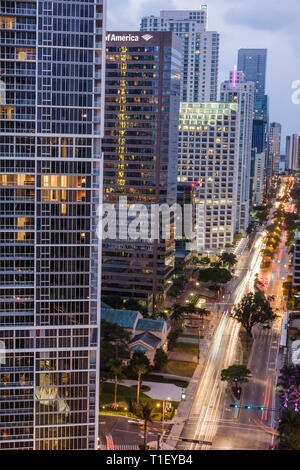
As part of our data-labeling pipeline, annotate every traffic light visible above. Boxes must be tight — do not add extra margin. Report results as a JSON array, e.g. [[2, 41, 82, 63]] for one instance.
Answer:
[[245, 405, 252, 409]]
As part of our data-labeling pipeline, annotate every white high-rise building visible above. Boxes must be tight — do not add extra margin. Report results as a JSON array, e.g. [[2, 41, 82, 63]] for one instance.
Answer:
[[253, 152, 266, 205], [178, 102, 240, 253], [140, 8, 220, 102], [270, 122, 282, 175], [220, 70, 254, 233]]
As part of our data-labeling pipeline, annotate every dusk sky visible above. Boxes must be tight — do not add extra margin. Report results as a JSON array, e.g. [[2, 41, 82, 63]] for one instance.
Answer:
[[108, 0, 300, 151]]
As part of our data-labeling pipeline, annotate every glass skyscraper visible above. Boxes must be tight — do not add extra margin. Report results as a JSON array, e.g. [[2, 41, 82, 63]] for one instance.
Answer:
[[102, 31, 181, 313], [0, 0, 106, 450], [237, 48, 267, 120]]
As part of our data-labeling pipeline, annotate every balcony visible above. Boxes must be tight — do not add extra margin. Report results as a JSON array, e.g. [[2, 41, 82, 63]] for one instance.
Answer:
[[2, 69, 35, 76], [0, 53, 36, 61], [0, 8, 36, 16], [0, 38, 36, 46]]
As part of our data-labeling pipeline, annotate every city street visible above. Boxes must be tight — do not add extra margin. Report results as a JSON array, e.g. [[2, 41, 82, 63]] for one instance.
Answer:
[[167, 204, 290, 450], [99, 415, 172, 449]]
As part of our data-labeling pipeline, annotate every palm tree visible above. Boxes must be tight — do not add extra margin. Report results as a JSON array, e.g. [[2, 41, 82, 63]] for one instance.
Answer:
[[170, 303, 185, 328], [108, 359, 124, 409], [135, 402, 155, 450], [278, 409, 300, 450], [218, 252, 238, 270], [135, 363, 148, 405]]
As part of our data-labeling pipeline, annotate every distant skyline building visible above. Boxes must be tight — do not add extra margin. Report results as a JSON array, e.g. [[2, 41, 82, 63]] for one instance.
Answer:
[[269, 122, 282, 175], [220, 69, 254, 233], [286, 134, 300, 171], [140, 8, 220, 102], [237, 49, 267, 120], [253, 152, 266, 205], [293, 232, 300, 289], [178, 102, 239, 253], [0, 0, 106, 450], [237, 49, 270, 182], [102, 31, 182, 312]]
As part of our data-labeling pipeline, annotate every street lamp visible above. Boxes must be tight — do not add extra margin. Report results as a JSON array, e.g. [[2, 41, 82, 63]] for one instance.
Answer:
[[156, 397, 171, 450]]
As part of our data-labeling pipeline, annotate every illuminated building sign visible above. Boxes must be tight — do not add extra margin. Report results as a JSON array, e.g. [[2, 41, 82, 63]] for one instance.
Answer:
[[106, 33, 153, 42]]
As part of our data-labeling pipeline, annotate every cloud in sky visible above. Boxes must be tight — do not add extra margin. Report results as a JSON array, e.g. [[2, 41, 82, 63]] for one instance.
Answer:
[[107, 0, 300, 146]]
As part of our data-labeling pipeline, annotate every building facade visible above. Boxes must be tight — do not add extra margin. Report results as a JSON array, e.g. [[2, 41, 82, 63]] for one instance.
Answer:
[[286, 134, 299, 171], [293, 232, 300, 290], [253, 152, 266, 205], [140, 8, 219, 102], [269, 122, 282, 175], [220, 70, 254, 233], [0, 0, 106, 450], [102, 31, 182, 312], [237, 49, 267, 120], [178, 102, 239, 253]]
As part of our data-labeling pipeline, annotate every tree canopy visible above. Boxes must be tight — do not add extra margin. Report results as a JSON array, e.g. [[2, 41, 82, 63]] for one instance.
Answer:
[[101, 319, 131, 365], [230, 292, 277, 337], [218, 252, 238, 269], [221, 365, 252, 388], [198, 267, 232, 285]]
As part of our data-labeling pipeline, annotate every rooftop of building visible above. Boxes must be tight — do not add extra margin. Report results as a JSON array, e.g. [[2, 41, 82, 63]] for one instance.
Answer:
[[101, 305, 140, 329], [130, 331, 161, 350]]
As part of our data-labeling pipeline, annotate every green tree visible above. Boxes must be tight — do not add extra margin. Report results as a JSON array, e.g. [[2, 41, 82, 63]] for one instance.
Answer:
[[154, 348, 168, 371], [108, 358, 125, 409], [129, 351, 150, 405], [278, 409, 300, 450], [167, 328, 183, 350], [134, 402, 156, 450], [230, 292, 277, 338], [170, 303, 186, 328], [221, 365, 252, 398], [254, 274, 265, 293], [218, 252, 238, 270], [198, 267, 232, 286], [101, 320, 131, 365]]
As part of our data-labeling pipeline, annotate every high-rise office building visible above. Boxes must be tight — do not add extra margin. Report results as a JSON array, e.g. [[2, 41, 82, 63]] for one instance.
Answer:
[[220, 70, 254, 233], [269, 122, 282, 175], [237, 49, 270, 181], [286, 134, 299, 171], [253, 152, 266, 205], [140, 8, 220, 102], [237, 49, 267, 120], [102, 31, 182, 312], [178, 102, 239, 253], [0, 0, 106, 450]]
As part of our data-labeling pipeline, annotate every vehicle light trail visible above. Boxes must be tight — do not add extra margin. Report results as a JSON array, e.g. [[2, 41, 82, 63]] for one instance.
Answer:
[[174, 231, 266, 450]]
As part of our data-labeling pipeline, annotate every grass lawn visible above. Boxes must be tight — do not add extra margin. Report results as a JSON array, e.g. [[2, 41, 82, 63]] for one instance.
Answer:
[[100, 382, 153, 407], [170, 342, 198, 356], [162, 360, 197, 378], [143, 374, 189, 389], [100, 383, 178, 421]]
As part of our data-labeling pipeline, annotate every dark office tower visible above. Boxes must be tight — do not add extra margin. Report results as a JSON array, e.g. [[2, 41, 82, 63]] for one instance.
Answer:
[[102, 32, 182, 312], [0, 1, 106, 450], [237, 49, 267, 120]]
